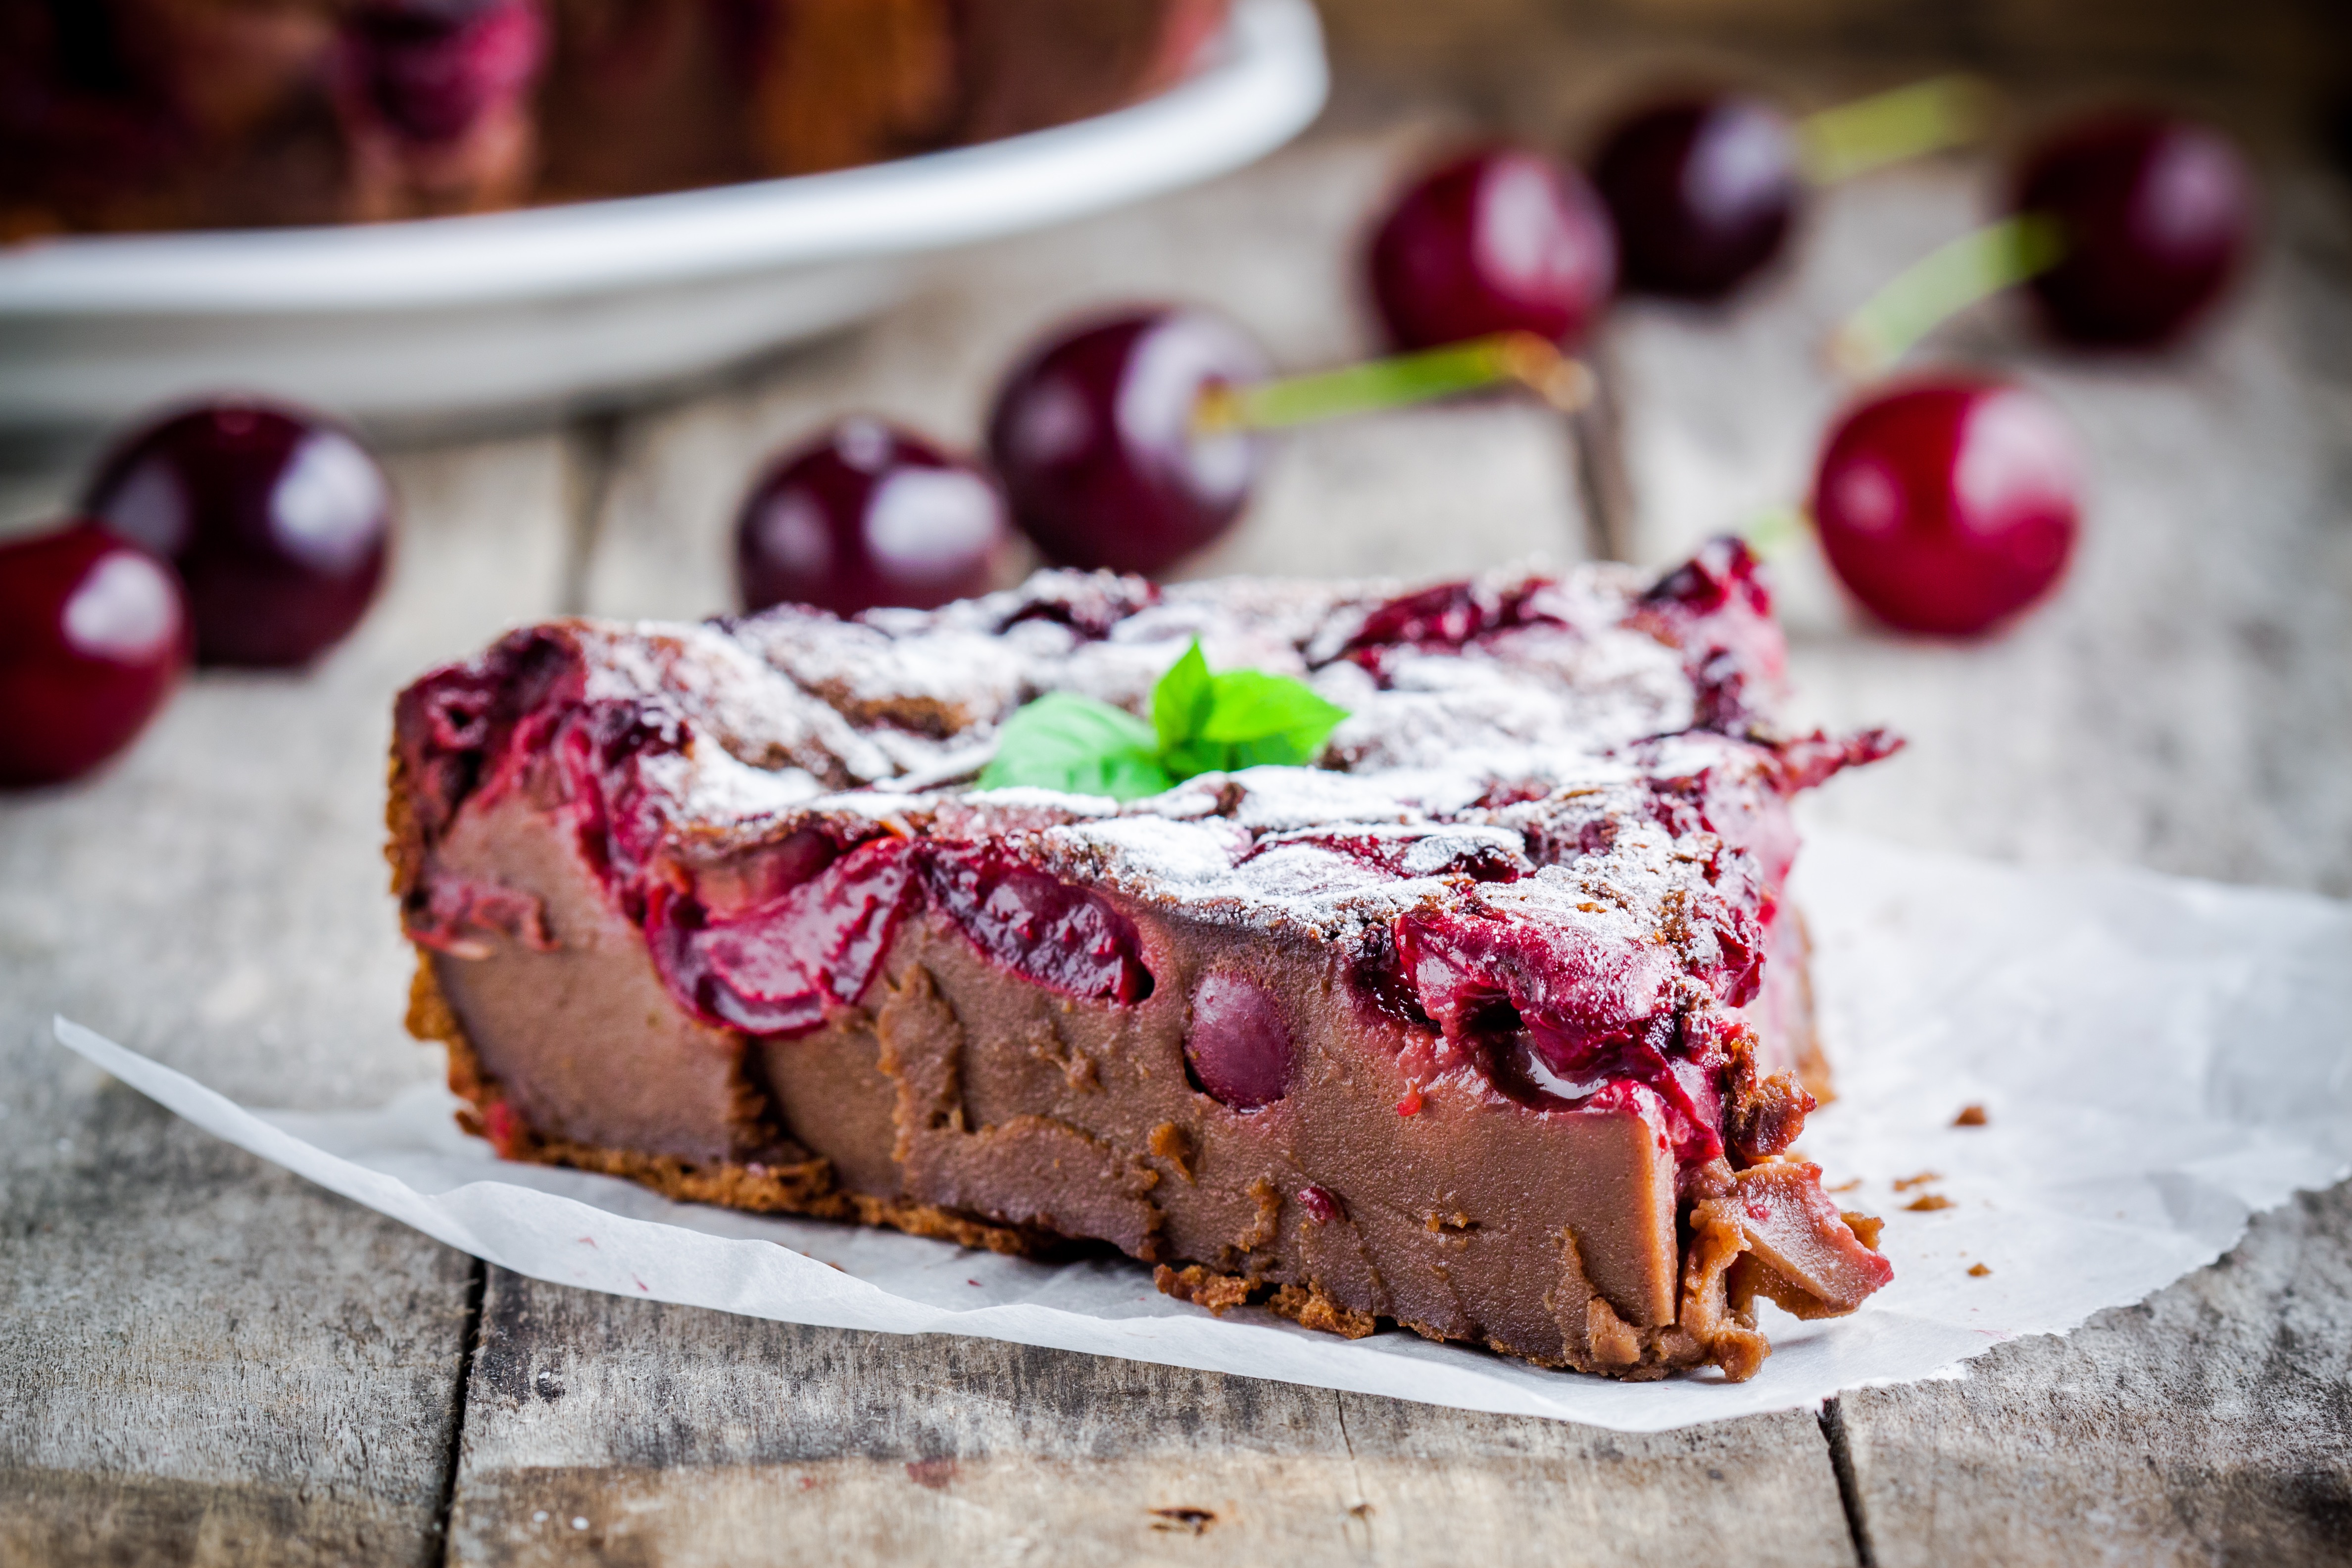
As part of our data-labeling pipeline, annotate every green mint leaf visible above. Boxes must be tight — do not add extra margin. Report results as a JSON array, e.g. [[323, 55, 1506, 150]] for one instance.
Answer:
[[1198, 668, 1349, 764], [981, 645, 1350, 802], [1154, 648, 1353, 774], [1152, 640, 1214, 754], [1159, 736, 1228, 782], [977, 691, 1173, 800]]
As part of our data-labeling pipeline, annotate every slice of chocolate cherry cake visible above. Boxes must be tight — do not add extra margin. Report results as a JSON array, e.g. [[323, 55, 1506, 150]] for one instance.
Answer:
[[388, 539, 1896, 1381]]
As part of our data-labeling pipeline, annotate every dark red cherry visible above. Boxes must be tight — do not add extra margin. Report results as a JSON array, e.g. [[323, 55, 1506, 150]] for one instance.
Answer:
[[2015, 111, 2254, 348], [736, 419, 1008, 617], [1183, 972, 1292, 1110], [84, 400, 393, 668], [1368, 147, 1617, 351], [1592, 95, 1799, 301], [986, 308, 1269, 576], [1811, 377, 2080, 636], [340, 0, 548, 144], [0, 521, 188, 787]]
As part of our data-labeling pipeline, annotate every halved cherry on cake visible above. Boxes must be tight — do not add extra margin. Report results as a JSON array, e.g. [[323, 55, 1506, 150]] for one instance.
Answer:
[[0, 521, 189, 787], [1184, 972, 1292, 1109], [84, 400, 394, 668], [1811, 375, 2081, 636], [736, 418, 1008, 616], [1368, 147, 1617, 351]]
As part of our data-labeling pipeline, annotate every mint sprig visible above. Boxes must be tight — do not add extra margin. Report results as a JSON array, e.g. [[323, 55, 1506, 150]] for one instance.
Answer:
[[977, 641, 1348, 800]]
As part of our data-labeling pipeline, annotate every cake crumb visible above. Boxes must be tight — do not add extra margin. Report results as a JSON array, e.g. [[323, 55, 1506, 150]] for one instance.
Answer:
[[1906, 1193, 1956, 1212], [1954, 1103, 1989, 1127], [1893, 1170, 1942, 1191], [1148, 1122, 1194, 1181], [1968, 1262, 1992, 1276]]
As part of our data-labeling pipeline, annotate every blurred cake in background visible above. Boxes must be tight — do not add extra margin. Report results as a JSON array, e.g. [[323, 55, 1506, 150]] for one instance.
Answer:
[[0, 0, 1226, 238]]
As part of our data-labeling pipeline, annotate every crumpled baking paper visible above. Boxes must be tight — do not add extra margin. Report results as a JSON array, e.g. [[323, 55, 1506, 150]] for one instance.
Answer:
[[53, 832, 2352, 1433]]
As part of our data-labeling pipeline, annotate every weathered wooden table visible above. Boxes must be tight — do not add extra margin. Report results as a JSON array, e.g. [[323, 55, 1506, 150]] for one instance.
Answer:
[[6, 71, 2351, 1568]]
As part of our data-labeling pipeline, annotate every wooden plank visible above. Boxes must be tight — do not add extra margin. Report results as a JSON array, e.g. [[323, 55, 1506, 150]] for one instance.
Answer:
[[578, 130, 1598, 628], [0, 431, 576, 1565], [444, 1269, 1858, 1568], [1836, 1180, 2352, 1568]]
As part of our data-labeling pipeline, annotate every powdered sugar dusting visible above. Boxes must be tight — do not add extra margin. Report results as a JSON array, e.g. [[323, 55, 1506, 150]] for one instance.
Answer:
[[411, 560, 1866, 963]]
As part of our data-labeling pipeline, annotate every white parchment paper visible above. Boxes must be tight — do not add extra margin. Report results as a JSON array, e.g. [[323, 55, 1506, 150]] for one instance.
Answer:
[[52, 832, 2352, 1433]]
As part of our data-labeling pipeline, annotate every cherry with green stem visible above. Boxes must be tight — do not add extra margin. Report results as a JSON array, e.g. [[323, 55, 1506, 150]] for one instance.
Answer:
[[1831, 108, 2254, 374], [987, 309, 1593, 576], [1594, 73, 1995, 303]]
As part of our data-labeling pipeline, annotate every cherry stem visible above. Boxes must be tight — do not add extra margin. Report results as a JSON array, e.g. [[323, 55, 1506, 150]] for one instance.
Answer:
[[1193, 332, 1594, 436], [1829, 213, 2067, 377], [1740, 503, 1814, 561], [1795, 73, 1998, 186]]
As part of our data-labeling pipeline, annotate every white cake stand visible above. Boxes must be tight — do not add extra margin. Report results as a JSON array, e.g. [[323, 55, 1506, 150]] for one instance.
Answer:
[[0, 0, 1326, 433]]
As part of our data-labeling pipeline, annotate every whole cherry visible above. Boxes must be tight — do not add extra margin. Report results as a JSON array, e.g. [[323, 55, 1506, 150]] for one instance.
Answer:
[[986, 307, 1269, 575], [736, 419, 1009, 617], [1368, 147, 1617, 351], [1592, 94, 1800, 301], [0, 521, 189, 787], [2014, 110, 2254, 348], [1811, 376, 2081, 636], [84, 400, 394, 668]]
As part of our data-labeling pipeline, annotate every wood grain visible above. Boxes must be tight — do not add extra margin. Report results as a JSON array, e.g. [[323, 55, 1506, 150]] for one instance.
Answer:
[[0, 433, 574, 1566], [1838, 1180, 2352, 1567], [444, 1269, 1857, 1568]]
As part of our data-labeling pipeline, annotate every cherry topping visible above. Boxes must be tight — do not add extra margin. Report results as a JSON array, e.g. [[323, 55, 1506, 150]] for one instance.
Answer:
[[986, 309, 1269, 575], [1368, 147, 1617, 352], [0, 521, 188, 787], [84, 400, 393, 668], [918, 846, 1153, 1005], [736, 419, 1008, 617], [1592, 95, 1799, 301], [1183, 972, 1293, 1110], [2015, 110, 2254, 348], [1631, 536, 1785, 730], [1811, 377, 2081, 636], [648, 836, 918, 1038], [338, 0, 548, 144]]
